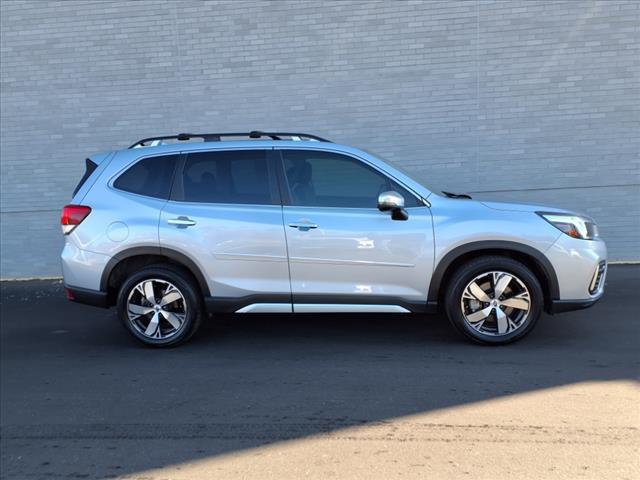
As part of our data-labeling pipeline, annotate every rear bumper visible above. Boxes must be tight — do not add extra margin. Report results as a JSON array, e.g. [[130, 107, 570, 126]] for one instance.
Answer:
[[61, 242, 111, 292], [64, 285, 109, 308]]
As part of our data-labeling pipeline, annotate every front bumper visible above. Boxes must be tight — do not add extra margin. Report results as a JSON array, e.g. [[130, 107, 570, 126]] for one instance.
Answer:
[[550, 291, 604, 313], [545, 234, 607, 312]]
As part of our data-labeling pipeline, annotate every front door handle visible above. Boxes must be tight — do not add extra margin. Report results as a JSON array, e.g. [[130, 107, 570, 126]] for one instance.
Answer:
[[168, 216, 197, 228], [288, 222, 318, 231]]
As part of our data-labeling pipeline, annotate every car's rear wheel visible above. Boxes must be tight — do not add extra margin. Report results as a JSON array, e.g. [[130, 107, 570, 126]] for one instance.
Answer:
[[117, 265, 203, 347], [444, 256, 543, 345]]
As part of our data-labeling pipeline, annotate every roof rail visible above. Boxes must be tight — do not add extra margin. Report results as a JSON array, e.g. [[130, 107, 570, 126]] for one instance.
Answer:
[[129, 131, 331, 149]]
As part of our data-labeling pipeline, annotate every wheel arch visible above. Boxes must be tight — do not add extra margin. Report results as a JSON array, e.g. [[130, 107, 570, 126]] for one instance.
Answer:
[[100, 246, 210, 305], [428, 241, 559, 313]]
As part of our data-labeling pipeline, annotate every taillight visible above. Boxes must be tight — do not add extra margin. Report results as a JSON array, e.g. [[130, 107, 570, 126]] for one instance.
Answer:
[[61, 205, 91, 235]]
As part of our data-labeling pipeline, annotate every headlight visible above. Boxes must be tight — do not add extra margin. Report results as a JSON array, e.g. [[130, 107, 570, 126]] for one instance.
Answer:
[[537, 212, 599, 240]]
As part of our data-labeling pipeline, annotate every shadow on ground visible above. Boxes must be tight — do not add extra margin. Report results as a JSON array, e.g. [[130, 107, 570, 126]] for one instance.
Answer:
[[1, 266, 638, 478]]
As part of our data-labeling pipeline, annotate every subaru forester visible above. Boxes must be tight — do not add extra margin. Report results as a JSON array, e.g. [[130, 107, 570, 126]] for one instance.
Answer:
[[61, 131, 607, 346]]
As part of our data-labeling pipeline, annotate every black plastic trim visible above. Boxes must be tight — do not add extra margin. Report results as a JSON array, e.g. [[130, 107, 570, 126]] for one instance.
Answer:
[[168, 154, 187, 201], [65, 285, 109, 308], [273, 149, 292, 206], [550, 296, 602, 314], [427, 241, 560, 308], [266, 149, 284, 205], [72, 158, 98, 196], [100, 246, 210, 296], [204, 294, 293, 313]]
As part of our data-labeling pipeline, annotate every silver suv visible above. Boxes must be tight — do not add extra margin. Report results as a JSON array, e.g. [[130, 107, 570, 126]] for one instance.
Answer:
[[61, 131, 607, 347]]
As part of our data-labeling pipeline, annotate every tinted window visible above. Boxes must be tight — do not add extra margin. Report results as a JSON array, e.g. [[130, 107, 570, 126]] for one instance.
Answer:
[[282, 150, 421, 208], [182, 150, 272, 204], [114, 155, 178, 199]]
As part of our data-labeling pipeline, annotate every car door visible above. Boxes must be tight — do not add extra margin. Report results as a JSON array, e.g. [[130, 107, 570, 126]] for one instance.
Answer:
[[278, 148, 434, 313], [159, 148, 292, 312]]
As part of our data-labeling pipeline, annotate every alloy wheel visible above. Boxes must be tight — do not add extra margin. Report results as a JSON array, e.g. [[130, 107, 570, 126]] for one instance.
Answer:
[[126, 279, 187, 340], [460, 271, 531, 336]]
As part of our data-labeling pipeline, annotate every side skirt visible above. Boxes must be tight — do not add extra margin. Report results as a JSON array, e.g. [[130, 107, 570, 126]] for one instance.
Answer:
[[204, 295, 437, 314]]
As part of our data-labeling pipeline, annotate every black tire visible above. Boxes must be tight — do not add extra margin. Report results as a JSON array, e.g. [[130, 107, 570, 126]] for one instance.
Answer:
[[444, 256, 543, 345], [117, 264, 203, 347]]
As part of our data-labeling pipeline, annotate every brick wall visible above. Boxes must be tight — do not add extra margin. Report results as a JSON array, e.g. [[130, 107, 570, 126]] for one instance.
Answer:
[[1, 0, 638, 277]]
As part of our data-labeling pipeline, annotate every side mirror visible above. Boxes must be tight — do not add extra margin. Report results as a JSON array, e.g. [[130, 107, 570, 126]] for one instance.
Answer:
[[378, 191, 409, 221]]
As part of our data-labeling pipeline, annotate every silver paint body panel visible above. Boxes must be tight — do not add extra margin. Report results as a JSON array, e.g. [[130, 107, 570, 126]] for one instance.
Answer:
[[283, 205, 433, 303], [159, 201, 290, 298]]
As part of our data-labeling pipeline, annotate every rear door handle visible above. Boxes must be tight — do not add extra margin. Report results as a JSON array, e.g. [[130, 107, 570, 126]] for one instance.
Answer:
[[168, 216, 196, 227], [288, 222, 318, 231]]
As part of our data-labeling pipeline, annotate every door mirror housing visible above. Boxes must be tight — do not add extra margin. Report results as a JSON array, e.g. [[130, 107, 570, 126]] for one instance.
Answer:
[[378, 191, 409, 221], [378, 191, 405, 210]]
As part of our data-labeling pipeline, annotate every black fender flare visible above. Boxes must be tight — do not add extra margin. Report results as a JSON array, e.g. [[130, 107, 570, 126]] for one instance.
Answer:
[[100, 246, 210, 296], [427, 240, 560, 304]]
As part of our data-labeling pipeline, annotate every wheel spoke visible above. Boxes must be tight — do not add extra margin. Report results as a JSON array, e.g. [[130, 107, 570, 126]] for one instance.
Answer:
[[134, 284, 146, 299], [161, 311, 184, 330], [142, 281, 156, 305], [494, 273, 513, 299], [128, 304, 153, 316], [144, 311, 161, 337], [501, 292, 530, 311], [495, 307, 509, 334], [466, 306, 493, 323], [467, 282, 491, 302], [470, 319, 486, 331], [160, 289, 182, 307]]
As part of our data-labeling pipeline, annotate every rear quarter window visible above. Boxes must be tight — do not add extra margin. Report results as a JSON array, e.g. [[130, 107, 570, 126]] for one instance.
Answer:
[[113, 154, 179, 199]]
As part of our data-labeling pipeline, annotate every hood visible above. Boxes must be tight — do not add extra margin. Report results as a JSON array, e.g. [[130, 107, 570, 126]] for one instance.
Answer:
[[479, 199, 573, 214]]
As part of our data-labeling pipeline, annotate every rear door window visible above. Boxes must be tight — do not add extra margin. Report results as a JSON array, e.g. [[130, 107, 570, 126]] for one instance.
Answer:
[[113, 155, 179, 199], [180, 150, 274, 205]]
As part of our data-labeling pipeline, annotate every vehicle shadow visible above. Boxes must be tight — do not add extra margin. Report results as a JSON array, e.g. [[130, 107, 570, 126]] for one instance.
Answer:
[[1, 266, 638, 478]]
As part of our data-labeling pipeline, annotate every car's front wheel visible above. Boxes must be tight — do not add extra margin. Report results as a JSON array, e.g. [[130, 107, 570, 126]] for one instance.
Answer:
[[444, 256, 543, 345], [117, 265, 203, 347]]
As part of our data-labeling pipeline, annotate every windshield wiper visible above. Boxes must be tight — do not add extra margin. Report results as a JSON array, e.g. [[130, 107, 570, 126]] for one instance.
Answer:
[[442, 191, 472, 199]]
